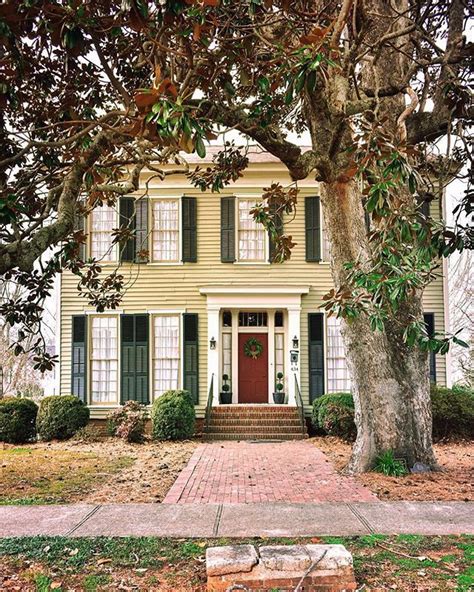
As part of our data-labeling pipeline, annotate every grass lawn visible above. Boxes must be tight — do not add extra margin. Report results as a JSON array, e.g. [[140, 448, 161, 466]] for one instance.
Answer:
[[0, 447, 133, 505], [0, 534, 472, 591]]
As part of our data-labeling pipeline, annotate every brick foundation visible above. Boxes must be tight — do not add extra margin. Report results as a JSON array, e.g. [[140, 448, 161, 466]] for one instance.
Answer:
[[206, 544, 356, 592]]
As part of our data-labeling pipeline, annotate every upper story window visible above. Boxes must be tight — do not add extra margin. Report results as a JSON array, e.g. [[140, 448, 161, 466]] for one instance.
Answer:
[[90, 204, 117, 262], [238, 199, 266, 262], [152, 199, 180, 262]]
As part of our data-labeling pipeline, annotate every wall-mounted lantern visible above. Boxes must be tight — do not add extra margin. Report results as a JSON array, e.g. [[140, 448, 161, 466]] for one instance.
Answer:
[[292, 335, 299, 349], [210, 336, 217, 350]]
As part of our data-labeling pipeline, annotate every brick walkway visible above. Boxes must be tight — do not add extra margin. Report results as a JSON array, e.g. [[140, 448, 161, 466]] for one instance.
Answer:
[[163, 441, 377, 504]]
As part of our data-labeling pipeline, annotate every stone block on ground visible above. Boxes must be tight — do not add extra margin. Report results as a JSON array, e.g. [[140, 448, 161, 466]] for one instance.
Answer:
[[206, 543, 356, 591]]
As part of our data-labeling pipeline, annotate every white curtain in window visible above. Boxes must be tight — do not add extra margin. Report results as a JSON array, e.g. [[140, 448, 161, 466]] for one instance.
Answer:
[[154, 316, 179, 396], [327, 316, 352, 392], [322, 211, 331, 262], [275, 332, 284, 386], [91, 316, 118, 403], [222, 332, 232, 383], [90, 205, 117, 261], [238, 200, 265, 261], [152, 200, 179, 261]]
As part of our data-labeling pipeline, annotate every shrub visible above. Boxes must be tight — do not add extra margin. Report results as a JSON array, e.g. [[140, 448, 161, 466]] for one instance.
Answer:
[[0, 397, 38, 443], [37, 395, 89, 441], [374, 450, 408, 476], [73, 425, 103, 443], [312, 392, 356, 441], [431, 384, 474, 441], [151, 390, 195, 440], [106, 401, 147, 443]]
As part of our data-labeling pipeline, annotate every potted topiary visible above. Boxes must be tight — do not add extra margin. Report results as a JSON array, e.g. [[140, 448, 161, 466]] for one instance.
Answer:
[[273, 372, 286, 404], [220, 374, 233, 404]]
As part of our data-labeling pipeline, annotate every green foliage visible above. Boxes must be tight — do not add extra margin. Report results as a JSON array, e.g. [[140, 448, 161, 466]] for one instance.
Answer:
[[374, 450, 408, 476], [151, 390, 195, 440], [0, 397, 38, 444], [106, 401, 146, 443], [37, 396, 89, 441], [311, 393, 356, 441], [431, 384, 474, 440]]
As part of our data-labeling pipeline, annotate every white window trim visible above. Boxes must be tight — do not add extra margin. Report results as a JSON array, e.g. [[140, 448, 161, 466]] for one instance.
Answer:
[[235, 196, 270, 264], [324, 313, 352, 394], [149, 196, 183, 265], [88, 313, 120, 407], [88, 204, 119, 264]]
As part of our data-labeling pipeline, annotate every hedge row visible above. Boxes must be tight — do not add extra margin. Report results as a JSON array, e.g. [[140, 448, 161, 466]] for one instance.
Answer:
[[311, 384, 474, 442]]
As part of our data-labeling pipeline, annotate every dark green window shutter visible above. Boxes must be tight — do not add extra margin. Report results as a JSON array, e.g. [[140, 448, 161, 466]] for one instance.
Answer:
[[221, 196, 236, 262], [309, 313, 325, 402], [71, 315, 87, 403], [182, 196, 197, 262], [73, 201, 86, 260], [268, 202, 284, 263], [119, 196, 136, 262], [183, 313, 199, 404], [135, 198, 149, 263], [305, 196, 321, 262], [423, 313, 436, 383], [121, 314, 149, 404]]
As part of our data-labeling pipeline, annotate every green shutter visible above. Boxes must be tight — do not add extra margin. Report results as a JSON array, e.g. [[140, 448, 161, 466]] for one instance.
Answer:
[[119, 196, 136, 262], [305, 196, 321, 262], [423, 313, 436, 383], [308, 313, 325, 402], [73, 201, 86, 260], [71, 315, 87, 403], [135, 198, 149, 263], [221, 196, 236, 262], [121, 314, 149, 404], [182, 196, 197, 262], [183, 313, 199, 404], [268, 202, 284, 263]]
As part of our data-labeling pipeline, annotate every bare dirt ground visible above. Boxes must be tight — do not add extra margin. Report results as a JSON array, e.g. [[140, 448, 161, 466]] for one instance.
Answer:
[[311, 436, 474, 501], [0, 439, 198, 505]]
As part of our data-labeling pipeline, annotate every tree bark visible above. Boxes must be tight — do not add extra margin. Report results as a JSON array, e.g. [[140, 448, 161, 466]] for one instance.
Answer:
[[321, 179, 437, 472]]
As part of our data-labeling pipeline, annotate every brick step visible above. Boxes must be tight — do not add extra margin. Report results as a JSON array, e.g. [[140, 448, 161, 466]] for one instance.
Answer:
[[212, 405, 297, 411], [208, 424, 304, 434], [204, 432, 308, 441], [211, 410, 301, 417], [210, 418, 302, 427]]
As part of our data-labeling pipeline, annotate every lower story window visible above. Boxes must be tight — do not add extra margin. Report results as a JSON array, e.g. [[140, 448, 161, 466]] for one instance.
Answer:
[[153, 315, 180, 396], [275, 332, 284, 385], [91, 316, 118, 403], [327, 316, 352, 393], [222, 331, 232, 384]]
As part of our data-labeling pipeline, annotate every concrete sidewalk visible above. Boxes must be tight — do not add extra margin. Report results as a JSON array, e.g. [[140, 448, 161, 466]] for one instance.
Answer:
[[0, 502, 472, 538]]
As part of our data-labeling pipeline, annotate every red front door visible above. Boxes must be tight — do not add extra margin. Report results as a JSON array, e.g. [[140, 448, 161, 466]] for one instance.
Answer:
[[238, 333, 268, 403]]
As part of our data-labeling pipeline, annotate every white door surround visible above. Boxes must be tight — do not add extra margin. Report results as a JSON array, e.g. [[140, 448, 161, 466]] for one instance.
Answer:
[[199, 286, 310, 406]]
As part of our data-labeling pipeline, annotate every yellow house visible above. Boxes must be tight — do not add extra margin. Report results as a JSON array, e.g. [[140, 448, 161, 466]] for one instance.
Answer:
[[59, 146, 448, 435]]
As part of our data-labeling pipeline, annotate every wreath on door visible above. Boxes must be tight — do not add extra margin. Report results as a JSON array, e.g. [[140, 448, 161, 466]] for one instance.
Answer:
[[244, 337, 264, 360]]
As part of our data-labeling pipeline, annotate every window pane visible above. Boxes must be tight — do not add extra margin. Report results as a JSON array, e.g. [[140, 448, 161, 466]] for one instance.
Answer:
[[327, 316, 352, 392], [152, 200, 179, 261], [275, 311, 284, 327], [239, 312, 267, 327], [153, 316, 179, 396], [222, 310, 232, 327], [222, 332, 232, 384], [275, 332, 284, 387], [90, 205, 117, 261], [91, 316, 118, 403], [238, 200, 265, 261]]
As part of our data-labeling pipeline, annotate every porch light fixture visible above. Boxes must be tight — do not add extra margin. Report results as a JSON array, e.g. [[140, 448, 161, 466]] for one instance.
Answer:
[[210, 336, 216, 350], [292, 335, 299, 349]]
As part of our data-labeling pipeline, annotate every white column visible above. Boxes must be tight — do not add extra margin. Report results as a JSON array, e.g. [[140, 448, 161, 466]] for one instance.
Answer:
[[268, 310, 275, 403], [207, 305, 220, 405], [231, 310, 239, 403], [287, 305, 301, 405]]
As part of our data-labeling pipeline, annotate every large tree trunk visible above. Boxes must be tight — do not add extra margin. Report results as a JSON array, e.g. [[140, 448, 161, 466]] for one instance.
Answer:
[[321, 179, 437, 473]]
